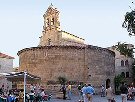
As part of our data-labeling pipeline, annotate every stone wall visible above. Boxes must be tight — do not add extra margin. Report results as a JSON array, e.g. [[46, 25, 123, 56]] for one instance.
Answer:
[[18, 46, 86, 83], [18, 45, 115, 93], [86, 45, 115, 90]]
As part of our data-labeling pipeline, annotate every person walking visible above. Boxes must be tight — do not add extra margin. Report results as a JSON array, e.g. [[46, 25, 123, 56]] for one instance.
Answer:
[[106, 85, 113, 102], [101, 85, 105, 97], [61, 84, 66, 100], [120, 82, 128, 102], [85, 84, 95, 102]]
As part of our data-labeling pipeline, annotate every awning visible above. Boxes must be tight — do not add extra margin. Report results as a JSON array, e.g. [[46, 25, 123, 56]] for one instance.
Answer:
[[5, 72, 41, 82], [5, 71, 41, 102]]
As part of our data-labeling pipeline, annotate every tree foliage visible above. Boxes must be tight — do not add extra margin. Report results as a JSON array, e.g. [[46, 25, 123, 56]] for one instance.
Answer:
[[115, 42, 134, 58], [122, 10, 135, 36], [114, 74, 124, 92], [132, 61, 135, 83], [57, 76, 67, 85]]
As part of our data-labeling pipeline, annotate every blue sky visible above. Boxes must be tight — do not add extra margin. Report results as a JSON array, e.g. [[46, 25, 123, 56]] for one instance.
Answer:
[[0, 0, 135, 67]]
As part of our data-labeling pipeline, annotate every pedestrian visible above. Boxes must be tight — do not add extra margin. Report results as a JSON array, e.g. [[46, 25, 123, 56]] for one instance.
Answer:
[[127, 85, 133, 100], [29, 90, 35, 102], [78, 84, 83, 101], [106, 85, 113, 102], [19, 89, 24, 102], [1, 84, 4, 95], [85, 84, 95, 102], [61, 84, 66, 100], [30, 84, 34, 91], [67, 82, 72, 100], [120, 82, 128, 102], [101, 85, 105, 97], [82, 84, 88, 102]]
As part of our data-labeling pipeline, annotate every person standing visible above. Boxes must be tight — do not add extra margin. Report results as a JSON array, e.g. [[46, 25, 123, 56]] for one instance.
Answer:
[[120, 82, 128, 102], [101, 85, 105, 97], [67, 83, 72, 100], [19, 89, 24, 102], [106, 85, 113, 102], [78, 84, 83, 101], [61, 84, 66, 100]]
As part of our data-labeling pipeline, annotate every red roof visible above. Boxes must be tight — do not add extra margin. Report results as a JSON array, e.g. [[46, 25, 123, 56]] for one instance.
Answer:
[[0, 52, 14, 59]]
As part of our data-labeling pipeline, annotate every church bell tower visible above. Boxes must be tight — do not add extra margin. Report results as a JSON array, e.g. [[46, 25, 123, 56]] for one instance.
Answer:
[[39, 4, 61, 46], [43, 4, 60, 32]]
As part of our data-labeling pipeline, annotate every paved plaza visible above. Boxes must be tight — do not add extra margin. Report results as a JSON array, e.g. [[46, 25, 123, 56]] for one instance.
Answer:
[[49, 95, 134, 102]]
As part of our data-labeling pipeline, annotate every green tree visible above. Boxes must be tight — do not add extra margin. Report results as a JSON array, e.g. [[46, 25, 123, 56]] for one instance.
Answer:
[[114, 74, 124, 93], [122, 10, 135, 36], [132, 60, 135, 84], [57, 76, 67, 85], [115, 42, 134, 58]]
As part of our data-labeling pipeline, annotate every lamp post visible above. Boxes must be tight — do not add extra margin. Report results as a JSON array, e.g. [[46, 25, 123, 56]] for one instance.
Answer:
[[24, 71, 27, 102]]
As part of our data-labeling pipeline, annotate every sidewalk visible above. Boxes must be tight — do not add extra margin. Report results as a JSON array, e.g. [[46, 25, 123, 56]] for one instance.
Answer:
[[49, 95, 134, 102]]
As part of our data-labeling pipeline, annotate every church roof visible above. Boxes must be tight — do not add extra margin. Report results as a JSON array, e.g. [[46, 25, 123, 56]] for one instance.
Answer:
[[0, 52, 14, 59], [61, 30, 85, 40]]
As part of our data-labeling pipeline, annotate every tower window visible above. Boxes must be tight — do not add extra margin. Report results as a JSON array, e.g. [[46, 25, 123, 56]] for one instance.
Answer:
[[46, 18, 49, 26], [48, 38, 51, 45], [121, 60, 124, 66], [51, 18, 55, 25]]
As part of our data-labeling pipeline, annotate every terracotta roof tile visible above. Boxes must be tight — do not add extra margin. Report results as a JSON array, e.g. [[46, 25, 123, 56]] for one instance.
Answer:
[[0, 52, 14, 59]]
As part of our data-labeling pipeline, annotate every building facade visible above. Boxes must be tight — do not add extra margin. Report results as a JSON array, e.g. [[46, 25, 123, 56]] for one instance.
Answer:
[[0, 52, 14, 73], [109, 44, 134, 83], [0, 52, 14, 91], [18, 4, 115, 93]]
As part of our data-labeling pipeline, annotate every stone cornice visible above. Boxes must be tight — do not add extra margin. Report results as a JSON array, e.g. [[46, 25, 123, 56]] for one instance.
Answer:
[[17, 45, 85, 56], [17, 45, 115, 57], [87, 45, 115, 56]]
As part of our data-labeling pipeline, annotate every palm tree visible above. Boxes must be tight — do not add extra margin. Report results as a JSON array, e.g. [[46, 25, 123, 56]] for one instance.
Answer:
[[116, 42, 134, 58]]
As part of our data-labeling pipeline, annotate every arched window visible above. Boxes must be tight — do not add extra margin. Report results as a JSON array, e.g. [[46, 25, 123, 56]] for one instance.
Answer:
[[51, 18, 55, 25], [48, 38, 51, 45], [125, 60, 129, 66], [121, 60, 124, 66], [121, 72, 125, 78], [106, 79, 110, 89], [46, 18, 49, 26]]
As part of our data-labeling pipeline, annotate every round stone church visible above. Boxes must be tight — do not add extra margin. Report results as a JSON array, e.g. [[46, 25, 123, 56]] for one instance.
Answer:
[[18, 4, 115, 90]]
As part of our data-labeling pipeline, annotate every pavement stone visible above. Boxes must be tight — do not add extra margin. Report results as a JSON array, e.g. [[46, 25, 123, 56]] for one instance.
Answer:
[[48, 95, 135, 102]]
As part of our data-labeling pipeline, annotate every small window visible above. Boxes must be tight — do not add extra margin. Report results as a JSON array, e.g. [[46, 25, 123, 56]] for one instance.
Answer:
[[51, 18, 55, 25], [48, 38, 51, 45], [126, 72, 129, 78], [46, 18, 49, 26], [125, 60, 129, 66], [121, 72, 125, 78], [121, 60, 124, 66]]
